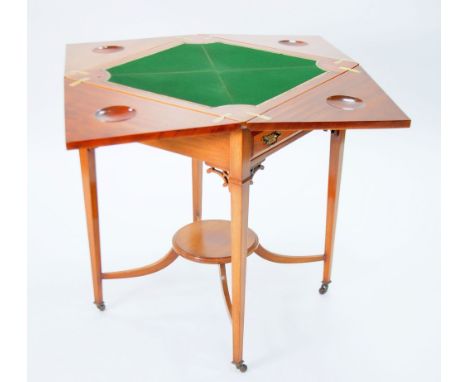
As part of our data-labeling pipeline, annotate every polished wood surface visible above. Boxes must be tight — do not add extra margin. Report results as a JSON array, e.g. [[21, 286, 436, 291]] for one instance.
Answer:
[[79, 148, 104, 307], [192, 159, 203, 222], [213, 35, 352, 61], [101, 250, 178, 279], [248, 68, 410, 130], [251, 131, 310, 168], [252, 129, 299, 158], [68, 35, 355, 78], [229, 128, 252, 366], [323, 131, 346, 285], [68, 34, 411, 372], [144, 129, 307, 171], [79, 148, 180, 305], [66, 34, 358, 128], [255, 244, 324, 264], [65, 78, 239, 149], [66, 36, 178, 73], [143, 131, 230, 169], [191, 156, 234, 320], [64, 34, 412, 152], [171, 220, 258, 264], [219, 264, 232, 318]]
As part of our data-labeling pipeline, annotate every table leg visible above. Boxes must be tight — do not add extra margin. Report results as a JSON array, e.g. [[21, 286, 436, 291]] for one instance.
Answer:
[[192, 159, 203, 222], [79, 148, 105, 311], [229, 128, 252, 373], [321, 130, 346, 295]]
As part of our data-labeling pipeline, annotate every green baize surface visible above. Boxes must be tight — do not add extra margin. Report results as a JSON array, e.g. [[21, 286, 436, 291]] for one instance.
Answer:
[[108, 43, 325, 107]]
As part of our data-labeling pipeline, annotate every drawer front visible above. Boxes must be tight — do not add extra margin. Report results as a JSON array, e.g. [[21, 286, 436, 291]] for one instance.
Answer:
[[252, 130, 299, 158]]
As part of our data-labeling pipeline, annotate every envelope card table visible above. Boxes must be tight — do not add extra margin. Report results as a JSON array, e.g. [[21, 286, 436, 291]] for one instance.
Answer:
[[64, 34, 410, 372]]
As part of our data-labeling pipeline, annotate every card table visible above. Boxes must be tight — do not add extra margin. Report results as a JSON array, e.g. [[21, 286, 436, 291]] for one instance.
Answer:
[[64, 34, 410, 372]]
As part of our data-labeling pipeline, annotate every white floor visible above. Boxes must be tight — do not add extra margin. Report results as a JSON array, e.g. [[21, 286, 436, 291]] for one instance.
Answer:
[[28, 1, 440, 381]]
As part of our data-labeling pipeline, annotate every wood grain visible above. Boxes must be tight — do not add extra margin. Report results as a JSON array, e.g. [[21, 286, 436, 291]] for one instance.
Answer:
[[213, 35, 352, 61], [252, 130, 299, 158], [68, 35, 411, 370], [171, 220, 258, 264], [144, 129, 309, 171], [255, 244, 324, 264], [219, 263, 232, 318], [66, 36, 410, 151], [66, 34, 358, 126], [79, 148, 103, 306], [229, 128, 252, 365], [247, 68, 411, 130], [143, 131, 230, 169], [192, 159, 203, 221], [65, 78, 239, 149], [323, 131, 346, 284], [102, 249, 178, 279], [65, 36, 178, 73]]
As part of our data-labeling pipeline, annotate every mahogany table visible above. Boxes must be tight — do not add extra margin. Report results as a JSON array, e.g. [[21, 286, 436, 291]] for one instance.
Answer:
[[64, 34, 410, 372]]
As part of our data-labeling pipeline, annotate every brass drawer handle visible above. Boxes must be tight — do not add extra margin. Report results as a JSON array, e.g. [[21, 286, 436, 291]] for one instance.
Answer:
[[262, 131, 281, 146]]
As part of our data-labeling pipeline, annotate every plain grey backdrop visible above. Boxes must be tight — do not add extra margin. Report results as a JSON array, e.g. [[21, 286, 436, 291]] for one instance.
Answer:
[[28, 0, 440, 381]]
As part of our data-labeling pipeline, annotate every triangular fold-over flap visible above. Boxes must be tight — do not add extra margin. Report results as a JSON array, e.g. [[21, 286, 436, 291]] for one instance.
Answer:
[[246, 68, 410, 130], [64, 78, 239, 149]]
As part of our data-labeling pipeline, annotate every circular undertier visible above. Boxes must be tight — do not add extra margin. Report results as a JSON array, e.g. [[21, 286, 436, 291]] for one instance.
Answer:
[[172, 220, 259, 264]]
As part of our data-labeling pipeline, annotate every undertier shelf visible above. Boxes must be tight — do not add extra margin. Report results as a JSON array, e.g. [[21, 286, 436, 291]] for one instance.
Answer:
[[172, 220, 259, 264]]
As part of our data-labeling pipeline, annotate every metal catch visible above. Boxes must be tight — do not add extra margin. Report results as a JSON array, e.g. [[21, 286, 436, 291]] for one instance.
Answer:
[[262, 131, 281, 146]]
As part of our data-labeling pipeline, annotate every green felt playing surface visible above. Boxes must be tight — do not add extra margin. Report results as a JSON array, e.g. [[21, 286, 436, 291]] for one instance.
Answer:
[[107, 43, 325, 107]]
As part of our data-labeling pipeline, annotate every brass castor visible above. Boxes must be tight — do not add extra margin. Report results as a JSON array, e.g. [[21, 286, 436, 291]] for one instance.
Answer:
[[233, 361, 248, 372], [95, 302, 106, 311], [319, 282, 330, 295]]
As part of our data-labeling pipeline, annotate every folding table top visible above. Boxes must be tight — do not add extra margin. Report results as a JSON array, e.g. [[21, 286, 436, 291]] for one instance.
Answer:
[[64, 34, 410, 149]]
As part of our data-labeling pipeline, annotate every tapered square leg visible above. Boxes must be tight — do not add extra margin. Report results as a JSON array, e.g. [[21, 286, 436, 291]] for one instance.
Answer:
[[321, 130, 346, 294], [79, 148, 105, 310], [229, 128, 252, 372]]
